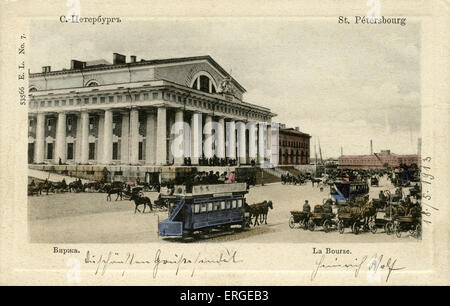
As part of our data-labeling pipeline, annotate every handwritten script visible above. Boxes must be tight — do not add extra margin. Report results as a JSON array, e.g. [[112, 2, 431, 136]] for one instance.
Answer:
[[84, 248, 243, 279], [311, 254, 406, 283]]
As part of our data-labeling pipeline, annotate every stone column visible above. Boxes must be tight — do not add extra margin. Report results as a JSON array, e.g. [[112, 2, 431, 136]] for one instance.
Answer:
[[34, 113, 45, 163], [173, 110, 184, 165], [237, 121, 246, 164], [168, 112, 175, 164], [248, 121, 257, 162], [75, 114, 82, 162], [258, 122, 266, 164], [80, 110, 89, 164], [190, 112, 202, 165], [145, 111, 157, 165], [226, 120, 236, 160], [217, 117, 225, 159], [120, 111, 129, 164], [102, 109, 113, 164], [204, 115, 213, 158], [156, 106, 167, 165], [267, 124, 272, 164], [97, 114, 104, 163], [129, 108, 139, 164], [54, 112, 66, 163]]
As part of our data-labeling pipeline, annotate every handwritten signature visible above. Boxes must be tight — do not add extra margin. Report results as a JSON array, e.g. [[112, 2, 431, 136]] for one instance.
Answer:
[[311, 254, 405, 282], [84, 248, 243, 278]]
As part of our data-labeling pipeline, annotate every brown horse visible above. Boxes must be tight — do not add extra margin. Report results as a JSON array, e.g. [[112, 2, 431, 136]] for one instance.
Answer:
[[104, 184, 123, 201], [248, 201, 273, 226], [130, 193, 152, 213]]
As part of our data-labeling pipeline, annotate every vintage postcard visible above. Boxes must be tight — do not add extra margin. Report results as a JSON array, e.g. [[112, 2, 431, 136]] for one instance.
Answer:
[[0, 0, 448, 287]]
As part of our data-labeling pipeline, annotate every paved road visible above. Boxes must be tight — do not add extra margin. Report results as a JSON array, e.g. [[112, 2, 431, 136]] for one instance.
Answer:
[[28, 177, 420, 243]]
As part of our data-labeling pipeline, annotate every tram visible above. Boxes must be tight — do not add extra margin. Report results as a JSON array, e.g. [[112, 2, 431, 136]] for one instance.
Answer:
[[158, 183, 250, 237], [330, 181, 369, 204]]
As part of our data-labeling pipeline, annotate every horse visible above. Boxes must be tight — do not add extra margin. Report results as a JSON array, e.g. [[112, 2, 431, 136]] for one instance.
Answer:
[[248, 201, 273, 226], [259, 201, 273, 224], [28, 183, 42, 196], [104, 184, 123, 201], [68, 180, 83, 193], [130, 193, 152, 213]]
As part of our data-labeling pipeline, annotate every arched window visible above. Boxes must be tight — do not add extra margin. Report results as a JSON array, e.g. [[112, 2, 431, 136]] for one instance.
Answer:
[[190, 72, 217, 94], [86, 80, 99, 87], [29, 87, 38, 92]]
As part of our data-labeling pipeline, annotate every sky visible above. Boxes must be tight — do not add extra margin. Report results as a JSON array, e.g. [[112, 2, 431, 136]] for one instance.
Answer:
[[29, 18, 421, 158]]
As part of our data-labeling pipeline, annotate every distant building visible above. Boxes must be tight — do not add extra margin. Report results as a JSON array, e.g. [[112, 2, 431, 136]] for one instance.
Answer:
[[338, 151, 419, 169], [278, 126, 311, 165]]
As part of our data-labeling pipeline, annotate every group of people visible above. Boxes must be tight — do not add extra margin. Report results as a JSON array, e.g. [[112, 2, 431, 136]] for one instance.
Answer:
[[192, 171, 236, 185]]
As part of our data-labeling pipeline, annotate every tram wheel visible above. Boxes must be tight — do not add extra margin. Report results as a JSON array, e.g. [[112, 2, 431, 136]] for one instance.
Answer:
[[289, 217, 295, 229]]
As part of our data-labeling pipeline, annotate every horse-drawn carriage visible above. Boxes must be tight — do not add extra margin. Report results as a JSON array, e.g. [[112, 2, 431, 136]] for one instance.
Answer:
[[307, 205, 336, 232], [336, 196, 376, 235], [289, 211, 311, 229], [158, 183, 250, 238]]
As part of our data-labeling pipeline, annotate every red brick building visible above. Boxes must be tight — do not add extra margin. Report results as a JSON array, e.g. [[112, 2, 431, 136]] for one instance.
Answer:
[[338, 150, 419, 169], [278, 127, 311, 165]]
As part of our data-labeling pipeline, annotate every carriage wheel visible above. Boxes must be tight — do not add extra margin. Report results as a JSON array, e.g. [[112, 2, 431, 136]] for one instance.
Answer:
[[323, 220, 331, 233], [369, 220, 377, 234], [289, 217, 295, 229], [338, 220, 345, 234], [352, 222, 359, 235], [308, 220, 315, 231], [385, 222, 394, 235], [394, 223, 402, 238], [414, 224, 421, 238]]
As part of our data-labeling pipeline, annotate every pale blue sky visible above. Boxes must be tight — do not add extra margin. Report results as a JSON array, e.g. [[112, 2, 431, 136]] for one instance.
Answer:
[[30, 18, 421, 157]]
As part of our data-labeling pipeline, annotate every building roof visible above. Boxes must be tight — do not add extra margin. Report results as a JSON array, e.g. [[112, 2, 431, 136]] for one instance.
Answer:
[[29, 55, 246, 93], [280, 128, 311, 137]]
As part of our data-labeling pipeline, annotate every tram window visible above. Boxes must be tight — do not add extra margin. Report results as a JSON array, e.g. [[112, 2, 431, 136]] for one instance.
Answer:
[[200, 203, 207, 213], [207, 203, 213, 212], [232, 200, 237, 209], [220, 201, 226, 210], [213, 202, 220, 211], [193, 204, 200, 214], [226, 201, 231, 209], [237, 199, 242, 208]]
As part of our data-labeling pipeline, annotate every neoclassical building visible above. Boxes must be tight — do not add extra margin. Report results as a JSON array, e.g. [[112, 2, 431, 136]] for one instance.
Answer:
[[28, 54, 276, 168]]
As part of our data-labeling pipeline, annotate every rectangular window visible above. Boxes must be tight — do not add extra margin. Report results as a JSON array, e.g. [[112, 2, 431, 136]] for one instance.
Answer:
[[138, 142, 143, 160], [88, 143, 95, 160], [109, 96, 114, 103], [100, 97, 106, 103], [207, 203, 213, 212], [226, 201, 231, 209], [220, 201, 226, 210], [112, 142, 119, 160], [193, 204, 200, 214], [213, 202, 220, 211], [67, 143, 74, 160], [46, 143, 53, 159], [237, 199, 243, 208], [200, 203, 207, 213], [117, 96, 122, 102], [232, 200, 237, 209], [134, 94, 140, 101]]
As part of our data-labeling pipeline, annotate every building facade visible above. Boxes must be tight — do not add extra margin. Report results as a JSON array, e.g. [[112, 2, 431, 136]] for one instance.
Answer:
[[278, 126, 311, 165], [27, 54, 276, 168], [338, 151, 420, 169]]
